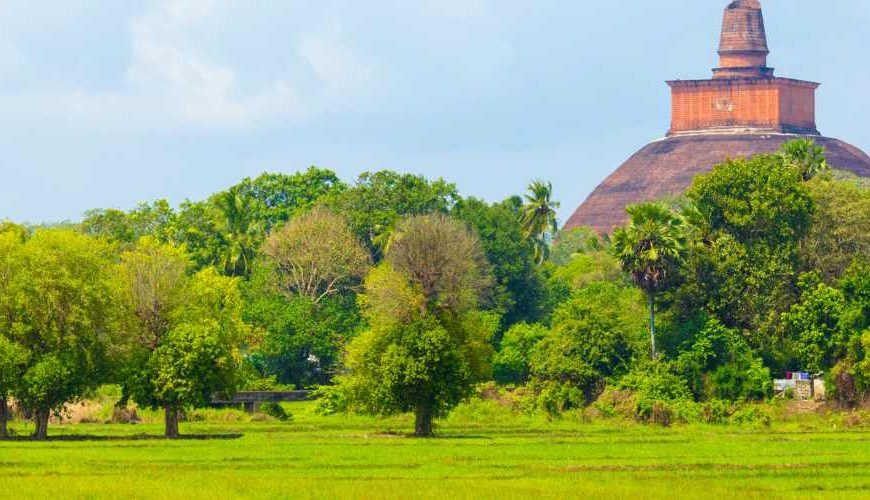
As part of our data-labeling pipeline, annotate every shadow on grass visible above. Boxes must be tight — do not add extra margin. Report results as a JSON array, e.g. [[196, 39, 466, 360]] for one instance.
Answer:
[[3, 433, 244, 442]]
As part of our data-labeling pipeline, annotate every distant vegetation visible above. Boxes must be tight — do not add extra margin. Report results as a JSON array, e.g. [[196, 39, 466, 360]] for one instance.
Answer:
[[2, 139, 870, 438]]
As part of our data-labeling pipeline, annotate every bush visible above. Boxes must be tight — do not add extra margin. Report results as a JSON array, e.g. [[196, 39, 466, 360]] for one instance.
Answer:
[[707, 356, 772, 401], [700, 400, 732, 425], [311, 384, 348, 416], [529, 283, 644, 412], [493, 323, 548, 385], [536, 381, 588, 417], [676, 319, 771, 402], [260, 402, 292, 422], [729, 406, 772, 427], [617, 362, 695, 425]]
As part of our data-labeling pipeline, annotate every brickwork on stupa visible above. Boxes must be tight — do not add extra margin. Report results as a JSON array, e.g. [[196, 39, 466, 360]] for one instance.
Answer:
[[564, 0, 870, 234]]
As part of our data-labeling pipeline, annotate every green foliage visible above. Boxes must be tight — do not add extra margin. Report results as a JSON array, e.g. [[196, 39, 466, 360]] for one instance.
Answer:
[[779, 138, 829, 182], [802, 178, 870, 280], [452, 196, 545, 328], [123, 267, 248, 429], [324, 170, 459, 260], [781, 277, 848, 372], [688, 153, 814, 245], [675, 149, 816, 356], [82, 200, 175, 244], [550, 227, 604, 266], [520, 180, 560, 265], [259, 402, 292, 422], [612, 203, 685, 296], [245, 287, 360, 388], [339, 215, 496, 436], [6, 230, 119, 437], [227, 169, 347, 232], [676, 319, 771, 401], [0, 335, 28, 398], [529, 283, 644, 412], [612, 202, 685, 358], [492, 323, 548, 385]]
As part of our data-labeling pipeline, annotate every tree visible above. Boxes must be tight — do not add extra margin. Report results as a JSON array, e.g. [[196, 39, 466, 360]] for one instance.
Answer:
[[529, 283, 644, 412], [550, 227, 604, 266], [493, 323, 548, 385], [8, 230, 119, 439], [262, 208, 371, 304], [82, 200, 175, 244], [452, 196, 545, 329], [250, 209, 369, 388], [115, 237, 192, 437], [340, 214, 495, 436], [211, 189, 263, 277], [0, 230, 27, 438], [225, 169, 347, 232], [680, 151, 815, 352], [779, 138, 828, 182], [612, 203, 685, 359], [122, 267, 248, 438], [324, 171, 459, 260], [802, 177, 870, 281], [520, 180, 560, 265], [0, 334, 28, 439], [781, 275, 848, 373]]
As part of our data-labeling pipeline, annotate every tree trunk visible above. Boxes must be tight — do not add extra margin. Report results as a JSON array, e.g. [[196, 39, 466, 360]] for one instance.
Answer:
[[33, 409, 49, 440], [414, 406, 433, 437], [0, 397, 8, 439], [164, 406, 180, 439], [649, 293, 657, 360]]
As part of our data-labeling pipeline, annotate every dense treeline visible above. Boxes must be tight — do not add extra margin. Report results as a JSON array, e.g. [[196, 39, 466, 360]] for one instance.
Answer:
[[2, 140, 870, 437]]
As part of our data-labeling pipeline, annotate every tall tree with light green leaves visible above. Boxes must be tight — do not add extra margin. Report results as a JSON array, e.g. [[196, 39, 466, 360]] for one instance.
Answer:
[[7, 230, 120, 439], [0, 227, 28, 438], [339, 214, 496, 437], [117, 238, 248, 438], [612, 203, 685, 359], [520, 180, 560, 265]]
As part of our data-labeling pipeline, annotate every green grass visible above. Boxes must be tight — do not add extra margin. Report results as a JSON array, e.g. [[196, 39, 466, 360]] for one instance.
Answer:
[[3, 402, 870, 499]]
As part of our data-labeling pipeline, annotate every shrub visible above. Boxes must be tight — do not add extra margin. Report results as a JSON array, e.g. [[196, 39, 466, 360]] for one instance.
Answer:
[[493, 323, 548, 385], [617, 362, 694, 424], [311, 384, 348, 416], [529, 283, 644, 412], [707, 356, 771, 402], [676, 319, 771, 402], [700, 400, 732, 425], [260, 402, 292, 422], [730, 406, 772, 427]]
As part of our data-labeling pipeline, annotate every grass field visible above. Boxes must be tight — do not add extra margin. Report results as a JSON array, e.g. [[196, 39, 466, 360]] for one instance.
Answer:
[[3, 402, 870, 499]]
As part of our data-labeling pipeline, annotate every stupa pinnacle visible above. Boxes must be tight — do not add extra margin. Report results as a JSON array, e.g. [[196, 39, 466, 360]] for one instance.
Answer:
[[715, 0, 770, 78], [564, 1, 870, 234]]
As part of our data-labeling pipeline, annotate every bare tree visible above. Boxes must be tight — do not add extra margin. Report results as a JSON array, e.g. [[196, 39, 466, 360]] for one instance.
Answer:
[[387, 213, 492, 315], [263, 208, 371, 303]]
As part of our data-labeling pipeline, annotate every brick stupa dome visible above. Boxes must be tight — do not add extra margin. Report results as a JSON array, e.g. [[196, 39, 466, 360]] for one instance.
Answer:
[[565, 0, 870, 234]]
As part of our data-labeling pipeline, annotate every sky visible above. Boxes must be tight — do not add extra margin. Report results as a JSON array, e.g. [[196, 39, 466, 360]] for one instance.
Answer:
[[1, 0, 869, 224]]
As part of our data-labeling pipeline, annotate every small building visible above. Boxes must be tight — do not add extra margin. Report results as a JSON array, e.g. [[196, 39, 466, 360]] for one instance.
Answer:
[[774, 372, 824, 401]]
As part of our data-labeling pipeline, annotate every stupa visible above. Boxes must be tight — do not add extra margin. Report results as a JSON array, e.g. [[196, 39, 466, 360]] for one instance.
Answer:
[[565, 0, 870, 233]]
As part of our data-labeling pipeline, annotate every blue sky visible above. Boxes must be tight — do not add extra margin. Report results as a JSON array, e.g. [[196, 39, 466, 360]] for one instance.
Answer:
[[1, 0, 868, 223]]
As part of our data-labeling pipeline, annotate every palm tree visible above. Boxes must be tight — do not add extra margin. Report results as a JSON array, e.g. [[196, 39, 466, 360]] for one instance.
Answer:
[[779, 138, 828, 181], [213, 190, 263, 277], [520, 180, 560, 265], [611, 203, 685, 359]]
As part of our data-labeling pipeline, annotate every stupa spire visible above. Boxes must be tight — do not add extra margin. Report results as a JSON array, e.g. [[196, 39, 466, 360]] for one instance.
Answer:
[[714, 0, 772, 78]]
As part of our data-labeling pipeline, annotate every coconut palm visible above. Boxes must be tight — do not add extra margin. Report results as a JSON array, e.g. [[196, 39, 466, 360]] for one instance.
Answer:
[[520, 180, 560, 265], [213, 190, 263, 277], [611, 203, 685, 359]]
